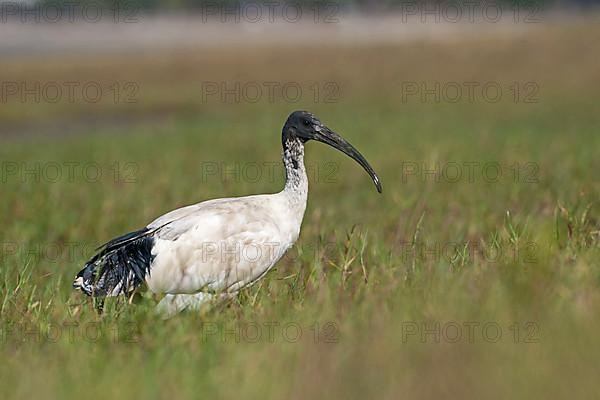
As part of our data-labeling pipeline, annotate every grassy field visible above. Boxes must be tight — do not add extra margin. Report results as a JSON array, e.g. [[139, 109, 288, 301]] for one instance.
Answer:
[[1, 16, 600, 399]]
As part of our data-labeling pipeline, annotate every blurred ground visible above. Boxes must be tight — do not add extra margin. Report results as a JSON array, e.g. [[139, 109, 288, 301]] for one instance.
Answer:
[[0, 14, 541, 56], [1, 12, 598, 134]]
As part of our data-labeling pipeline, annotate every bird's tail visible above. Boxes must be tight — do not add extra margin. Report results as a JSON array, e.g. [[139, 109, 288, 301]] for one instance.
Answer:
[[73, 261, 98, 296], [73, 230, 155, 297]]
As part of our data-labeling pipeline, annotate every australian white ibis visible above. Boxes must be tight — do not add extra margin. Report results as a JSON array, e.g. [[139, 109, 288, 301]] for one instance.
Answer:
[[73, 111, 382, 317]]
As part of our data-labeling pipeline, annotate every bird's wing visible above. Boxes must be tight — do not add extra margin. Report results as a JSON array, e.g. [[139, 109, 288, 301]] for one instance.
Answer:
[[147, 195, 272, 241], [146, 205, 289, 294], [147, 197, 237, 231]]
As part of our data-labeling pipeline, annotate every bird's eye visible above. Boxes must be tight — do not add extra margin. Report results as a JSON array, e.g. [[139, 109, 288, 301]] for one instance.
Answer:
[[302, 119, 310, 126]]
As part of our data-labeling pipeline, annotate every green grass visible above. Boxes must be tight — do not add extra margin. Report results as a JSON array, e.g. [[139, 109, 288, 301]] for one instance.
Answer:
[[1, 19, 600, 399]]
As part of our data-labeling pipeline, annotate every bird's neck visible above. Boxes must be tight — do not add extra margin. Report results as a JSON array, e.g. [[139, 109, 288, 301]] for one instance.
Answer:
[[282, 137, 308, 203]]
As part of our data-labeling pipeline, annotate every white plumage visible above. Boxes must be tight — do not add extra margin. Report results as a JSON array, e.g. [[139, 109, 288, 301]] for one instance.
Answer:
[[73, 111, 381, 317]]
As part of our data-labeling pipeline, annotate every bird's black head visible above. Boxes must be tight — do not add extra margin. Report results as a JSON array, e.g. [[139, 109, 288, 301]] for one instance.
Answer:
[[282, 110, 382, 193], [282, 110, 324, 144]]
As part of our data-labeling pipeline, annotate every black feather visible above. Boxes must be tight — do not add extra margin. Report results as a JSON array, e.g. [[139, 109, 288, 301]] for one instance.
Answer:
[[74, 228, 155, 297]]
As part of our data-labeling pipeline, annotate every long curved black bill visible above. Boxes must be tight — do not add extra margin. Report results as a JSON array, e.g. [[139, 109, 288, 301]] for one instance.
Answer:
[[315, 127, 382, 193]]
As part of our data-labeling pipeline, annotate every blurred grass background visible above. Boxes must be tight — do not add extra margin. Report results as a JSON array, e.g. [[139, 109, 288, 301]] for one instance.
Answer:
[[1, 8, 600, 400]]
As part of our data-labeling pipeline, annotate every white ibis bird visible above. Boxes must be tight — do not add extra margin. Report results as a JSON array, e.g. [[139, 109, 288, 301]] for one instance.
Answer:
[[73, 111, 382, 317]]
